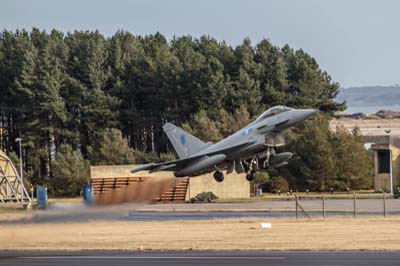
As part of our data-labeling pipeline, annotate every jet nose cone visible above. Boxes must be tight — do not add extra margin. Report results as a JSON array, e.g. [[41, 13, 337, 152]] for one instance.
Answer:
[[294, 109, 317, 124], [302, 109, 317, 119]]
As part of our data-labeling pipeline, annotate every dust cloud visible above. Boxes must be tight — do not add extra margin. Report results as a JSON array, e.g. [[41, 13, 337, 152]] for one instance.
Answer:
[[0, 176, 183, 224]]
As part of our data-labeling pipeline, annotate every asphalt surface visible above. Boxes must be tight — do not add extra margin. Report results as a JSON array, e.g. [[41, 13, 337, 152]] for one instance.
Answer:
[[127, 210, 400, 221], [3, 198, 400, 224], [136, 198, 400, 213], [1, 251, 400, 266]]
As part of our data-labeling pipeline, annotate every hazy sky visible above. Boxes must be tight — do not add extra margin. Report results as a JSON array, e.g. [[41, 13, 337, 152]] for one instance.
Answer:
[[2, 0, 399, 88]]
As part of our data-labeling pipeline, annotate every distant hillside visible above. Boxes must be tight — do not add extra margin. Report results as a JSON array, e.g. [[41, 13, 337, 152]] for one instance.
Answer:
[[337, 85, 400, 107]]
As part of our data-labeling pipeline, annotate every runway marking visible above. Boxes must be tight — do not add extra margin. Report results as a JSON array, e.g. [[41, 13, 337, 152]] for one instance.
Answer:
[[21, 256, 286, 260]]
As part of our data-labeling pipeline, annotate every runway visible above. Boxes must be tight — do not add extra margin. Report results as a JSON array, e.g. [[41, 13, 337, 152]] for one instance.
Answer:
[[3, 199, 400, 225], [127, 210, 400, 221], [1, 251, 400, 266]]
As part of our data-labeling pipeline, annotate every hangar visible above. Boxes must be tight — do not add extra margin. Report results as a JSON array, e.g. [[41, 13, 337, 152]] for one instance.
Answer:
[[90, 164, 250, 204]]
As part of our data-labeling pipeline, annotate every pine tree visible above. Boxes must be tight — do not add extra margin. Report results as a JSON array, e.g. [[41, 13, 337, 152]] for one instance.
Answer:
[[190, 110, 222, 142], [216, 109, 234, 137], [232, 104, 251, 131], [65, 31, 119, 155], [51, 144, 89, 196], [334, 127, 373, 189], [87, 128, 137, 165], [291, 115, 337, 191]]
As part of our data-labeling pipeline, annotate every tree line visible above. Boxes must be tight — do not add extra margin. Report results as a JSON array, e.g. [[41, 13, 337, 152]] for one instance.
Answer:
[[0, 28, 371, 194]]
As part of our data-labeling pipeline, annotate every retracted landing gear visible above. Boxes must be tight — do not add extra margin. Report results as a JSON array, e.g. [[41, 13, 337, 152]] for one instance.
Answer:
[[213, 170, 224, 182]]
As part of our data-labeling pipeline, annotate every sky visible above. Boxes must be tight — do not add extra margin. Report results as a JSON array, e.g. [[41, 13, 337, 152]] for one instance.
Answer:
[[1, 0, 399, 88]]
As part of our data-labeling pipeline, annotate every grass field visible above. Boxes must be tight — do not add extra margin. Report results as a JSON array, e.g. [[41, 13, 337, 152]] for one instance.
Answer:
[[1, 216, 399, 251]]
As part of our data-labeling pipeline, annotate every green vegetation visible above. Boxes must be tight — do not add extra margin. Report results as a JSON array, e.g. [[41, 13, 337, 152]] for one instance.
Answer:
[[50, 144, 90, 196], [250, 171, 269, 196], [87, 128, 137, 165], [0, 28, 352, 196], [267, 176, 290, 193], [278, 114, 374, 192]]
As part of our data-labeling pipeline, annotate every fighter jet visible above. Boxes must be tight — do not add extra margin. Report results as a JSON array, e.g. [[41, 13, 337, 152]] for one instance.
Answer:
[[131, 106, 316, 182]]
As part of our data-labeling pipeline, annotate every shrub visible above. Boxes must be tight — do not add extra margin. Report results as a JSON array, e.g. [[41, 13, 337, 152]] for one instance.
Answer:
[[50, 144, 90, 196], [269, 176, 289, 193]]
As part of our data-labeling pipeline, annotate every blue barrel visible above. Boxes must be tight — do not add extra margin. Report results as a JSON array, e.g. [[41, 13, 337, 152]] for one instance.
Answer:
[[36, 186, 48, 209], [83, 184, 94, 205]]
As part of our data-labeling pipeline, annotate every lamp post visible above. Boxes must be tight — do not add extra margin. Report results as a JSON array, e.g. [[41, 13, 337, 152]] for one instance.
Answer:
[[385, 130, 394, 195], [390, 136, 394, 195], [15, 138, 23, 204]]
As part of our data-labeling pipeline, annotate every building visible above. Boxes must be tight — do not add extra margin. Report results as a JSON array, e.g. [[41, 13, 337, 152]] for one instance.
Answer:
[[330, 118, 400, 192]]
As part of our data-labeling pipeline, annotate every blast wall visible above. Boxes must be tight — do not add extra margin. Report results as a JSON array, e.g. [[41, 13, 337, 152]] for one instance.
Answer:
[[90, 164, 250, 203], [187, 171, 250, 200]]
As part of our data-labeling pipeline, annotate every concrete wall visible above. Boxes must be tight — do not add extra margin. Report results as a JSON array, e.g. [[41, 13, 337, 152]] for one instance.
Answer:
[[372, 142, 400, 192], [90, 165, 250, 200], [187, 171, 250, 200], [374, 173, 391, 192], [390, 144, 400, 190]]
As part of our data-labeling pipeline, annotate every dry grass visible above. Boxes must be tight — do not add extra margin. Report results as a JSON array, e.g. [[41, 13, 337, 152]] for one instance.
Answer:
[[48, 197, 82, 203], [1, 216, 400, 251]]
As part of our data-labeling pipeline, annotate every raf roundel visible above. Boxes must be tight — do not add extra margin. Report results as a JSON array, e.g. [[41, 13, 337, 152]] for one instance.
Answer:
[[180, 134, 186, 145]]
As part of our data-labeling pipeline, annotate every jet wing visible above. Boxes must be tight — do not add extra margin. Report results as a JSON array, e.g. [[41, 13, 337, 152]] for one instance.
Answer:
[[130, 139, 255, 174], [205, 139, 256, 156], [130, 156, 200, 173]]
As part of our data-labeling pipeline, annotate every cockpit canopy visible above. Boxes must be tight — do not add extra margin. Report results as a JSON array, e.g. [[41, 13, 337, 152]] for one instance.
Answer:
[[255, 106, 293, 122]]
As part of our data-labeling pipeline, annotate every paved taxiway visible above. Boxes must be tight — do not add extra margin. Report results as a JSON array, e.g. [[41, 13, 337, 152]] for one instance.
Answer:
[[3, 198, 399, 224], [1, 251, 400, 266]]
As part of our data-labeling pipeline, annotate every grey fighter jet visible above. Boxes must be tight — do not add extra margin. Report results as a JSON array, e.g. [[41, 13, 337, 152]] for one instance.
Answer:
[[131, 106, 316, 182]]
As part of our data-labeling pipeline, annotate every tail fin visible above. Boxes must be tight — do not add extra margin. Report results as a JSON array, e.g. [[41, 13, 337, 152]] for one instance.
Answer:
[[163, 123, 211, 158]]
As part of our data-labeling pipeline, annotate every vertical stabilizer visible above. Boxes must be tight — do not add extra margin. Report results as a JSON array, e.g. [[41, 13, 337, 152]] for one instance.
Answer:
[[162, 123, 210, 158]]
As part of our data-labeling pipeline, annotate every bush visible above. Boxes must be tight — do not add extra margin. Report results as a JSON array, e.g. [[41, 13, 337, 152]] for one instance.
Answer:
[[251, 171, 269, 196], [268, 176, 289, 193], [159, 152, 176, 162], [50, 144, 90, 196], [135, 151, 160, 164]]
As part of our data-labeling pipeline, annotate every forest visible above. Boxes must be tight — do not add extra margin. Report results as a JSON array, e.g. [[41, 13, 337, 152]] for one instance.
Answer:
[[0, 29, 372, 195]]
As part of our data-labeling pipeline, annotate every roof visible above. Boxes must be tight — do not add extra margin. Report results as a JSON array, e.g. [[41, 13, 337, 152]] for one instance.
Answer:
[[330, 118, 400, 137], [0, 150, 19, 180]]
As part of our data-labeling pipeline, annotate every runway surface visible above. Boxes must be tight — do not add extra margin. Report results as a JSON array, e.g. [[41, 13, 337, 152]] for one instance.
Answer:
[[3, 199, 400, 224], [127, 210, 400, 220], [1, 251, 399, 266]]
